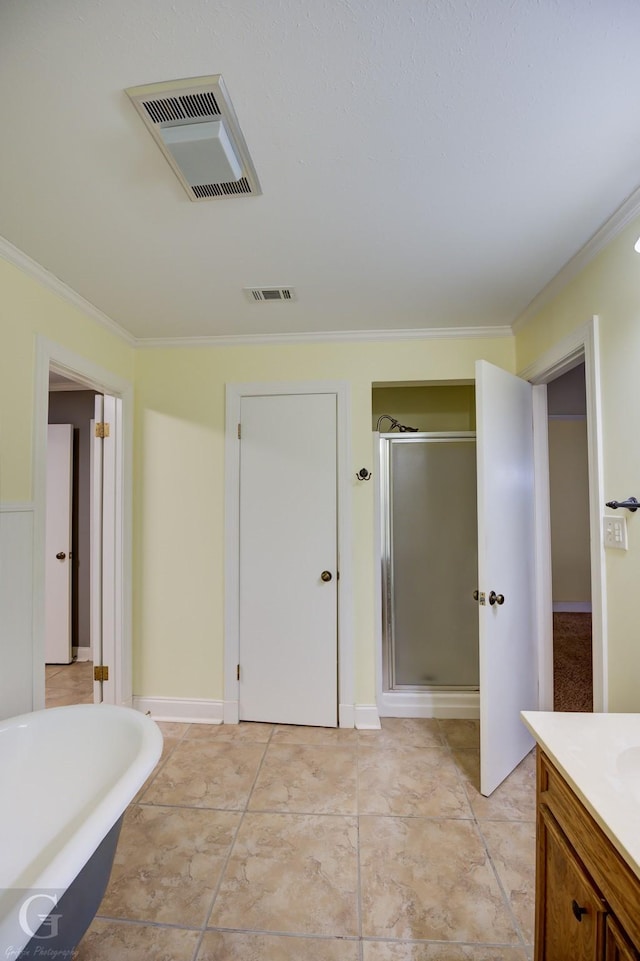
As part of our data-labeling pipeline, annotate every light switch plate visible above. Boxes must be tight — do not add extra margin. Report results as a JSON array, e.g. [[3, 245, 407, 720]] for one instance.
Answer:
[[603, 515, 628, 550]]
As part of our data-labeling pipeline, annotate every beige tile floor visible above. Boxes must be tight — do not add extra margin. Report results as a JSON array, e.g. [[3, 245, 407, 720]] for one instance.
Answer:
[[46, 668, 536, 961], [45, 659, 94, 707]]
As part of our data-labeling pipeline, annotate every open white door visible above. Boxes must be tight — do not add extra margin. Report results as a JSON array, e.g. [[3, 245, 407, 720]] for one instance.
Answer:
[[476, 360, 537, 796], [45, 424, 73, 663]]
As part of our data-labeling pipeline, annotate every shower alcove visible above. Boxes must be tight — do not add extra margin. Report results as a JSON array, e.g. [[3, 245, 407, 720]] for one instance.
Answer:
[[374, 383, 480, 718]]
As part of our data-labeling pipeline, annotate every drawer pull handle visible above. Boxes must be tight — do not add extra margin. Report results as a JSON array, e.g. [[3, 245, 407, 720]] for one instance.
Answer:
[[571, 899, 587, 922]]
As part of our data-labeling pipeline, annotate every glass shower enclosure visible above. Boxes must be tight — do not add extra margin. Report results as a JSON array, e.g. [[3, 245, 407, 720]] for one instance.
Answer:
[[379, 432, 479, 692]]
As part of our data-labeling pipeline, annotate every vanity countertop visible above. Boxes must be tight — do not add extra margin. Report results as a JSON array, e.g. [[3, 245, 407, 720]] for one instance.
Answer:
[[521, 711, 640, 880]]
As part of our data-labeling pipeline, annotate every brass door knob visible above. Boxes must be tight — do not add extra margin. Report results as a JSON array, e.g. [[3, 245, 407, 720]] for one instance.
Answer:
[[489, 591, 505, 606], [55, 551, 67, 560], [321, 571, 333, 582]]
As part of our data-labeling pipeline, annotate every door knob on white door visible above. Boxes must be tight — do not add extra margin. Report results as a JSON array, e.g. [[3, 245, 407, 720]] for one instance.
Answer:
[[488, 590, 505, 606], [55, 551, 67, 560], [320, 570, 333, 582]]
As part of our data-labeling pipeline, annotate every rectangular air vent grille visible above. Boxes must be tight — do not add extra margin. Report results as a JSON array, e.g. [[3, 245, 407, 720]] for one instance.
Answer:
[[142, 91, 222, 125], [244, 287, 297, 302], [193, 178, 252, 198], [126, 75, 261, 202]]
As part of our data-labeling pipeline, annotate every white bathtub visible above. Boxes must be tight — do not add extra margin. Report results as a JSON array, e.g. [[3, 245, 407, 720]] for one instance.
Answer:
[[0, 704, 163, 957]]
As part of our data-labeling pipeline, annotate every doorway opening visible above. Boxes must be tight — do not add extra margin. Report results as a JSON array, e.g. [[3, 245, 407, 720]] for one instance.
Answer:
[[374, 382, 480, 718], [522, 316, 606, 713], [33, 336, 133, 713], [45, 373, 99, 707], [546, 363, 593, 712]]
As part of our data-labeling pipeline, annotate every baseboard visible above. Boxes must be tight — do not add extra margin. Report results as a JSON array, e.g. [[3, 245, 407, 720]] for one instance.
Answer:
[[223, 699, 239, 724], [354, 703, 381, 730], [553, 602, 592, 613], [73, 646, 93, 662], [378, 689, 480, 719], [132, 696, 223, 724], [222, 701, 374, 729], [338, 703, 355, 728]]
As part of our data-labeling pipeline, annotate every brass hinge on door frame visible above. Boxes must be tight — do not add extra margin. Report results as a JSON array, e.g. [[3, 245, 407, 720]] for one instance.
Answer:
[[94, 665, 109, 682], [95, 422, 110, 438], [237, 423, 241, 440]]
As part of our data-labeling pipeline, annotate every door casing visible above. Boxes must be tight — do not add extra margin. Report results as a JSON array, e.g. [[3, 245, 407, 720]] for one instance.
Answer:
[[224, 380, 354, 726], [33, 336, 133, 709], [519, 316, 606, 711]]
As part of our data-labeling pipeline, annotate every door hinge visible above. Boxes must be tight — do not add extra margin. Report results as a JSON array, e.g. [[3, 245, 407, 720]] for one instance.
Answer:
[[95, 422, 110, 439], [236, 664, 240, 681], [237, 423, 241, 440], [94, 665, 109, 682]]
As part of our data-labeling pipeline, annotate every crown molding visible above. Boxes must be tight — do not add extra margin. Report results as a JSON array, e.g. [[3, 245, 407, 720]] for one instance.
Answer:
[[0, 236, 136, 347], [135, 325, 513, 348], [513, 185, 640, 332]]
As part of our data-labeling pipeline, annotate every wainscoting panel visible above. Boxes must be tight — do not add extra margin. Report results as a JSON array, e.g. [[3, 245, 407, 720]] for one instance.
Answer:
[[0, 505, 34, 720]]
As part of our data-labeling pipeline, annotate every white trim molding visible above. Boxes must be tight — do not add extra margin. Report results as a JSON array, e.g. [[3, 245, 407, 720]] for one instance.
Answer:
[[354, 704, 382, 729], [553, 602, 592, 614], [514, 185, 640, 332], [34, 336, 134, 711], [519, 317, 607, 712], [224, 380, 354, 728], [378, 690, 479, 720], [72, 646, 93, 661], [132, 696, 224, 724], [0, 237, 135, 347], [137, 326, 513, 349]]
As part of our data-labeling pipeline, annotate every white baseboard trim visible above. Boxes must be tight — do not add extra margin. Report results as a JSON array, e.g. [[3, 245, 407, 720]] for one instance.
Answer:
[[73, 646, 92, 662], [338, 703, 355, 728], [378, 689, 480, 719], [354, 703, 381, 730], [553, 602, 592, 613], [223, 699, 239, 724], [132, 696, 224, 724]]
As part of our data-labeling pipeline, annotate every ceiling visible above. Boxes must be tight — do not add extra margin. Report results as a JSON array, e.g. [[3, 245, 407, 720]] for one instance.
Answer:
[[2, 0, 640, 343]]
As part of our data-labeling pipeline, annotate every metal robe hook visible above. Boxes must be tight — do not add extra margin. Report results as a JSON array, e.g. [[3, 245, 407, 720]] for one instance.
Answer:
[[356, 467, 372, 481]]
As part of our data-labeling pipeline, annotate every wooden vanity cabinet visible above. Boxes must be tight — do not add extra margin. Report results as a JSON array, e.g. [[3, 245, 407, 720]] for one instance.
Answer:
[[535, 750, 640, 961]]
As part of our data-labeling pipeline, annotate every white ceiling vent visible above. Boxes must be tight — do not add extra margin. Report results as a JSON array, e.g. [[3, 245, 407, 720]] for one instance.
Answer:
[[243, 287, 297, 303], [125, 75, 261, 202]]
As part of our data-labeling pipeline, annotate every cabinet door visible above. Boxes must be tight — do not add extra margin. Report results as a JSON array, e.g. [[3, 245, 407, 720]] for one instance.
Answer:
[[536, 806, 607, 961], [606, 916, 640, 961]]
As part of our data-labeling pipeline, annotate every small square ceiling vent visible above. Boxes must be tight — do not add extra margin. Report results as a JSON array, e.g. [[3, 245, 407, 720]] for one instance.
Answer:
[[125, 75, 261, 201]]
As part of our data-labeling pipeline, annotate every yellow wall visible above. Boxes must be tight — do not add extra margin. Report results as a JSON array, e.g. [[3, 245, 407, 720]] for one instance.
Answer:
[[0, 258, 134, 502], [516, 215, 640, 710], [372, 384, 476, 432], [133, 336, 514, 705]]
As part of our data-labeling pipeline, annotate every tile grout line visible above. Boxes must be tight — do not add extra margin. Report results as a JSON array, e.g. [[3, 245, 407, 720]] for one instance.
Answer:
[[475, 816, 531, 952], [356, 737, 364, 961], [439, 720, 529, 952], [190, 724, 276, 961], [135, 721, 193, 800]]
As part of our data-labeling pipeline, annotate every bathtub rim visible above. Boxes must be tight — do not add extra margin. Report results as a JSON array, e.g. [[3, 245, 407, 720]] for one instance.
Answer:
[[0, 704, 163, 888]]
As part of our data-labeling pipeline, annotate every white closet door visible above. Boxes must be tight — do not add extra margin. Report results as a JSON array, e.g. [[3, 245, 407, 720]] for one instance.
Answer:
[[238, 392, 338, 726]]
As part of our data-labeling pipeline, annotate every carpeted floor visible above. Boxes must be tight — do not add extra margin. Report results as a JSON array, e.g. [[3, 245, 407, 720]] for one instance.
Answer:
[[553, 612, 593, 712]]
